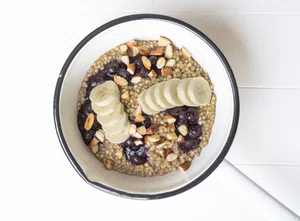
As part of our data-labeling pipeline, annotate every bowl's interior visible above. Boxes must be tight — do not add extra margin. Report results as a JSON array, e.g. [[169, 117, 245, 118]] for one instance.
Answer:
[[59, 18, 234, 195]]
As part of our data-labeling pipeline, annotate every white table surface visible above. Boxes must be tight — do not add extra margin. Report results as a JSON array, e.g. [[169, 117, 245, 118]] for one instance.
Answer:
[[1, 0, 300, 220]]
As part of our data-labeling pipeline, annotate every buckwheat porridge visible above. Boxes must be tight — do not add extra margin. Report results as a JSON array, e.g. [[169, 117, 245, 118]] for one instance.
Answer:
[[77, 36, 216, 177]]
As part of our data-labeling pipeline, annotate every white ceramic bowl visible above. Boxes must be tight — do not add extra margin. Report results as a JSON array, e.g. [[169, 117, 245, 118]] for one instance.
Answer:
[[53, 14, 239, 199]]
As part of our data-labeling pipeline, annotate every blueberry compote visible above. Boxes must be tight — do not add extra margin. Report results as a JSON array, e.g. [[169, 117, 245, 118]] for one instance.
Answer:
[[164, 106, 202, 153], [78, 59, 153, 165]]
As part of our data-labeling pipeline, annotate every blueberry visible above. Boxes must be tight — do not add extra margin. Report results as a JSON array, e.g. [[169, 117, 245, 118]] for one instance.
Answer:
[[130, 145, 141, 151], [188, 124, 202, 138], [82, 130, 95, 145], [166, 106, 187, 117], [149, 56, 158, 66], [78, 100, 92, 116], [132, 54, 143, 69], [185, 107, 199, 123], [130, 154, 147, 165], [92, 116, 102, 131], [142, 115, 151, 128], [119, 62, 127, 69], [117, 68, 131, 81], [121, 137, 135, 148], [139, 66, 149, 78], [179, 138, 198, 153], [105, 60, 119, 74], [77, 113, 85, 133]]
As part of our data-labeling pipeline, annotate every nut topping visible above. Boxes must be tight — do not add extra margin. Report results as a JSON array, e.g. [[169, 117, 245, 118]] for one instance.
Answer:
[[149, 47, 163, 56], [178, 125, 188, 136], [132, 132, 143, 139], [167, 132, 177, 141], [156, 57, 166, 69], [126, 40, 137, 48], [104, 159, 114, 169], [161, 67, 172, 76], [134, 139, 143, 146], [89, 137, 99, 149], [179, 161, 191, 172], [148, 69, 158, 78], [142, 56, 151, 70], [131, 74, 142, 84], [121, 55, 129, 65], [137, 126, 147, 135], [138, 46, 150, 56], [164, 115, 176, 124], [165, 45, 173, 59], [168, 123, 175, 132], [95, 129, 105, 142], [165, 59, 176, 68], [135, 114, 145, 123], [158, 36, 171, 46], [146, 124, 160, 134], [128, 124, 137, 135], [131, 46, 139, 57], [120, 45, 128, 53], [156, 139, 166, 149], [127, 63, 135, 75], [149, 135, 160, 142], [84, 113, 95, 131], [166, 153, 178, 162], [121, 91, 130, 100], [164, 148, 172, 157], [181, 47, 192, 59], [134, 105, 142, 117], [114, 75, 128, 86], [177, 134, 185, 143]]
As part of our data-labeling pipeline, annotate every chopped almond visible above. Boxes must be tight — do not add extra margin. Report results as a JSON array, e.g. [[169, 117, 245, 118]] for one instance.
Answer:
[[134, 105, 142, 117], [131, 46, 139, 57], [164, 148, 172, 157], [128, 124, 137, 135], [166, 153, 178, 162], [148, 69, 158, 78], [158, 36, 171, 46], [126, 40, 137, 48], [178, 125, 188, 136], [138, 46, 150, 56], [134, 139, 143, 146], [161, 67, 172, 76], [180, 161, 191, 172], [181, 47, 192, 59], [142, 56, 151, 70], [177, 134, 185, 143], [95, 129, 105, 142], [137, 126, 147, 135], [121, 55, 129, 65], [156, 139, 166, 149], [89, 137, 99, 149], [165, 59, 175, 68], [127, 63, 135, 75], [132, 132, 143, 139], [135, 114, 145, 123], [114, 75, 128, 86], [120, 45, 128, 53], [149, 135, 160, 142], [164, 115, 176, 124], [131, 74, 142, 84], [165, 45, 173, 59], [167, 132, 177, 141], [146, 124, 160, 134], [121, 91, 130, 100], [149, 47, 163, 56], [168, 123, 175, 132], [156, 57, 166, 69]]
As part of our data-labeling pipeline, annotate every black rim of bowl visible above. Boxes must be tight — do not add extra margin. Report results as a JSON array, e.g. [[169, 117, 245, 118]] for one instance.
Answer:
[[53, 14, 240, 200]]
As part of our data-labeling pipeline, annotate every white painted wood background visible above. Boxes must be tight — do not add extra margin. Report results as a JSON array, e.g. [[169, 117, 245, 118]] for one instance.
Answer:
[[0, 0, 299, 220]]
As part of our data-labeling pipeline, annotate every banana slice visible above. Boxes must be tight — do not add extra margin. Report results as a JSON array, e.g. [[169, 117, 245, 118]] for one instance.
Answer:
[[187, 77, 212, 106], [153, 82, 174, 109], [177, 78, 197, 106], [89, 81, 119, 106], [163, 78, 183, 106], [102, 113, 129, 135], [91, 96, 120, 116], [137, 90, 158, 115], [97, 102, 124, 126], [106, 126, 130, 144], [145, 86, 164, 112]]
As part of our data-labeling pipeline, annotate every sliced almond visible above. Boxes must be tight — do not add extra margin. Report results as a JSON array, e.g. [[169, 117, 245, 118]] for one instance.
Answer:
[[137, 126, 146, 135], [120, 44, 128, 53], [134, 105, 142, 117], [181, 47, 192, 59], [165, 45, 173, 59], [131, 74, 142, 84], [134, 139, 143, 146], [133, 132, 143, 139], [95, 129, 105, 142], [146, 124, 160, 135], [165, 59, 176, 68], [115, 148, 124, 159], [177, 134, 185, 143], [131, 46, 139, 57], [156, 139, 166, 149], [164, 148, 172, 157], [149, 135, 160, 142], [164, 114, 176, 124], [135, 114, 145, 123], [158, 36, 171, 46], [167, 132, 177, 141], [142, 56, 151, 70], [121, 91, 130, 100], [121, 55, 129, 65], [166, 153, 178, 162], [180, 161, 191, 172], [156, 57, 166, 69], [178, 125, 188, 136], [104, 159, 114, 169], [89, 137, 99, 149], [114, 75, 128, 86], [161, 67, 172, 76], [138, 46, 150, 56], [84, 113, 94, 131], [128, 124, 137, 135], [126, 40, 137, 48], [150, 47, 163, 56], [148, 69, 158, 78], [127, 63, 135, 75], [168, 123, 175, 132]]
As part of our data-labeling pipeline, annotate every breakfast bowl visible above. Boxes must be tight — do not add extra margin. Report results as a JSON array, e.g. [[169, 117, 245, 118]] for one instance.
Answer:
[[53, 14, 239, 199]]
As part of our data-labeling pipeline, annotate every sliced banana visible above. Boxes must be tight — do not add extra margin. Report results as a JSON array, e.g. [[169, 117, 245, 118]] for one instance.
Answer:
[[137, 90, 158, 115], [102, 113, 129, 135], [106, 126, 130, 144], [163, 78, 183, 106], [97, 102, 124, 126], [91, 96, 120, 116], [187, 77, 212, 106], [177, 78, 197, 106], [145, 86, 164, 112], [153, 82, 174, 109], [89, 80, 119, 106]]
